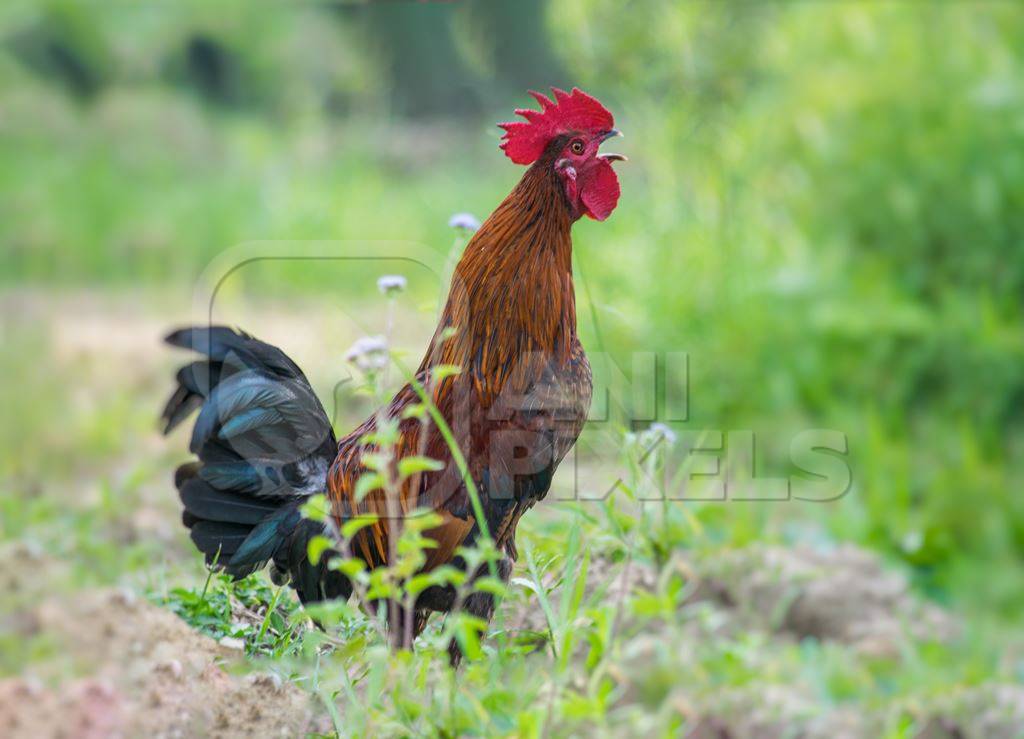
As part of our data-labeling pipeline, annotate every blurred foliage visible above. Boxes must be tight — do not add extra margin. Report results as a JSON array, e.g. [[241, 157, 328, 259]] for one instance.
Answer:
[[1, 0, 1022, 664], [545, 1, 1024, 602]]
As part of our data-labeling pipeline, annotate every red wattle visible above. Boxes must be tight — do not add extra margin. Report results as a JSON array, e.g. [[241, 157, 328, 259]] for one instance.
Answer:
[[580, 159, 621, 221]]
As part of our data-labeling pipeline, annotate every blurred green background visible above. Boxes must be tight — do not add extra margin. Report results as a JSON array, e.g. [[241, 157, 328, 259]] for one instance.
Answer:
[[2, 0, 1023, 730]]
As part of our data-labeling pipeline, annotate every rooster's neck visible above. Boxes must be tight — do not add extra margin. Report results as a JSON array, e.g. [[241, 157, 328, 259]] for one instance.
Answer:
[[468, 158, 575, 266], [427, 160, 579, 389], [460, 158, 575, 329]]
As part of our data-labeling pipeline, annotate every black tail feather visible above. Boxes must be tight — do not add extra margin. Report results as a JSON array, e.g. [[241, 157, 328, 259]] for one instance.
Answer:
[[179, 476, 280, 526], [189, 520, 253, 561], [163, 326, 347, 601]]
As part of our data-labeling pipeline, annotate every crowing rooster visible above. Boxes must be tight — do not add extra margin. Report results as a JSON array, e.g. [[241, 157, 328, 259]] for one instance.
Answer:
[[162, 88, 624, 659]]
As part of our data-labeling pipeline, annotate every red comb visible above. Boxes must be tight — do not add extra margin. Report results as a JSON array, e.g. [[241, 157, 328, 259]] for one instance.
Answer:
[[499, 87, 615, 165]]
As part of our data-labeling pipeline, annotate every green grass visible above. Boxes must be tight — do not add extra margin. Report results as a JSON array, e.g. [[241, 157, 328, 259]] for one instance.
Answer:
[[156, 572, 307, 659]]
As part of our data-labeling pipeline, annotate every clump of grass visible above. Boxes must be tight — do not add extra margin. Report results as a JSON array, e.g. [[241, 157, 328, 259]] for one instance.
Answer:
[[155, 572, 306, 659]]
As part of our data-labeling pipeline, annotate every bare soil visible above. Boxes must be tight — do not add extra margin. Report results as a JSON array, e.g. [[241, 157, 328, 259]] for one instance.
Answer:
[[0, 589, 318, 739]]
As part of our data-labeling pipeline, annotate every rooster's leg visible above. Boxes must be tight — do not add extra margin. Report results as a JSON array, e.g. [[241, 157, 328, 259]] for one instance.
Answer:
[[447, 556, 513, 666], [386, 602, 429, 650]]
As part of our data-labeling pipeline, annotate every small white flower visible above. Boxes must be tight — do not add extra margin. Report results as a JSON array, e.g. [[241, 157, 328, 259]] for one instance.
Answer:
[[901, 530, 923, 554], [377, 274, 407, 296], [448, 212, 481, 232], [345, 335, 389, 372], [645, 422, 678, 447]]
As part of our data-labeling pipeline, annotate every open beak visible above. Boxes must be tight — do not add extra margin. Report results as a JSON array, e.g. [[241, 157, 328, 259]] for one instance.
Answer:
[[598, 129, 627, 162]]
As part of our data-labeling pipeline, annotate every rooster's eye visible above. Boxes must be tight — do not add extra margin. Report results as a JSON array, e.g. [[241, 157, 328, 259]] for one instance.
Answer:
[[570, 139, 585, 155]]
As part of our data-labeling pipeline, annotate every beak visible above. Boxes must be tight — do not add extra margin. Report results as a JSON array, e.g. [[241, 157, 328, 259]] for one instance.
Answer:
[[597, 129, 627, 162]]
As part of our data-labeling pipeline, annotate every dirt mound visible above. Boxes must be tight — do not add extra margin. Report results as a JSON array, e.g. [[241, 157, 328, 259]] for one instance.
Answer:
[[913, 684, 1024, 739], [698, 544, 958, 656], [678, 683, 1024, 739], [571, 544, 957, 655], [0, 589, 316, 738], [547, 545, 969, 738]]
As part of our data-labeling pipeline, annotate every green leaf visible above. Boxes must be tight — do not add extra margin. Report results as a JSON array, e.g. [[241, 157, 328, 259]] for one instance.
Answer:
[[307, 535, 333, 566], [300, 494, 329, 523], [354, 472, 383, 501], [366, 582, 398, 601], [328, 557, 366, 578], [402, 563, 465, 597], [401, 509, 444, 533], [404, 572, 437, 597], [341, 514, 379, 539], [452, 613, 488, 662], [398, 456, 444, 479], [374, 417, 400, 445], [425, 564, 466, 589], [472, 576, 509, 598], [431, 364, 462, 382], [401, 403, 427, 420], [360, 453, 390, 472]]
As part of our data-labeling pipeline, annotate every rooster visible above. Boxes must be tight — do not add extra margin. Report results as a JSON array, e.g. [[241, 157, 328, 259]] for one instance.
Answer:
[[162, 88, 624, 659]]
